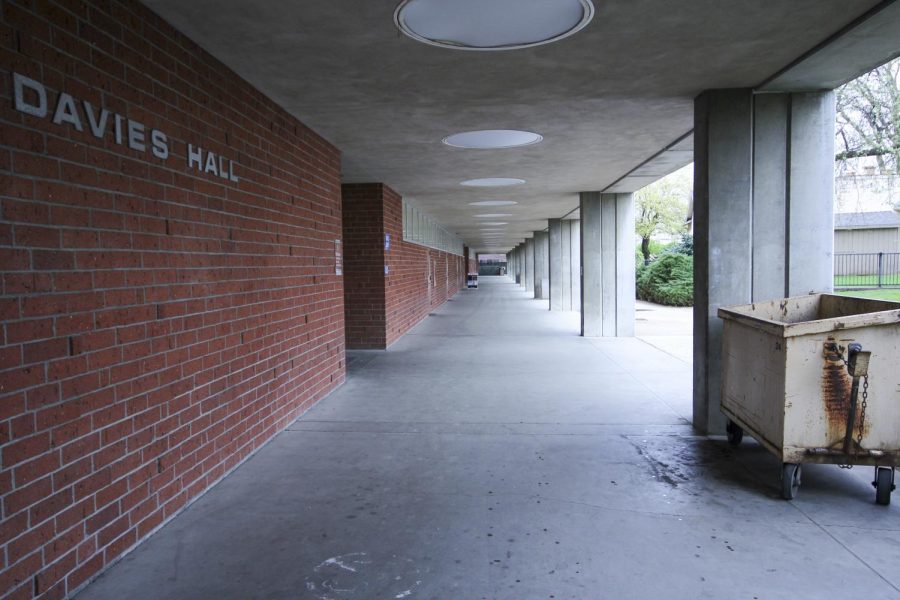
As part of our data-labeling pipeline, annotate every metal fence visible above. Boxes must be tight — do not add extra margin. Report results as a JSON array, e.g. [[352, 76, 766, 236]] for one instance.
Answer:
[[834, 252, 900, 289]]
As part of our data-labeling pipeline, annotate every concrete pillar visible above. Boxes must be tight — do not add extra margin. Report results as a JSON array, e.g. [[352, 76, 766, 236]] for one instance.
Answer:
[[549, 219, 578, 311], [580, 193, 635, 336], [570, 220, 581, 312], [541, 233, 550, 300], [694, 89, 835, 435], [549, 220, 563, 310], [753, 92, 835, 298], [517, 244, 525, 287], [533, 231, 549, 300], [525, 237, 535, 294], [694, 89, 753, 435]]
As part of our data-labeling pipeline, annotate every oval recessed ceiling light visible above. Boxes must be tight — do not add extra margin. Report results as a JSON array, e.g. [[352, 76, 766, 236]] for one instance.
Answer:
[[481, 222, 508, 226], [443, 130, 542, 149], [394, 0, 594, 51], [468, 200, 518, 206], [460, 178, 526, 187], [474, 214, 513, 218]]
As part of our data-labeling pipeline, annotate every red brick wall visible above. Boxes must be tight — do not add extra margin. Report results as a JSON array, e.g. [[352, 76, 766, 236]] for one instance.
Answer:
[[382, 185, 463, 347], [342, 184, 463, 349], [341, 184, 386, 349], [0, 2, 345, 598]]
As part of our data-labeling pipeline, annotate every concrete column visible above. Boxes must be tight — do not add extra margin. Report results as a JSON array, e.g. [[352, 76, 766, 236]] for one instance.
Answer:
[[580, 193, 635, 336], [517, 244, 525, 288], [694, 89, 754, 435], [541, 233, 550, 300], [786, 92, 835, 295], [694, 89, 835, 435], [533, 231, 549, 300], [560, 220, 572, 310], [549, 220, 563, 310], [550, 219, 578, 311], [751, 94, 789, 302], [570, 220, 581, 311], [525, 237, 535, 294], [512, 245, 519, 284]]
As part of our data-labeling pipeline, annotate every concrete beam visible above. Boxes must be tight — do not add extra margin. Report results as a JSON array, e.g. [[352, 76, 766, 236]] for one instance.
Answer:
[[759, 1, 900, 92]]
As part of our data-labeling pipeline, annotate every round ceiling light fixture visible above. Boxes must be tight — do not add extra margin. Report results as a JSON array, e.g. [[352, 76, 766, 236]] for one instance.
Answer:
[[480, 222, 508, 226], [474, 213, 513, 218], [460, 178, 526, 187], [394, 0, 594, 51], [468, 200, 518, 206], [443, 130, 543, 149]]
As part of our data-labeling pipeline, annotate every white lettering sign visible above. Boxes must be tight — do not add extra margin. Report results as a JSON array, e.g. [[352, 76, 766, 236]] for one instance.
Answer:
[[13, 73, 47, 117], [12, 72, 239, 183]]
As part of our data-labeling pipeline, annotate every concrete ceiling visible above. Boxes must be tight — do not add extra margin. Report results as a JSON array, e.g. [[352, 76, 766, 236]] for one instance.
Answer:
[[143, 0, 886, 252]]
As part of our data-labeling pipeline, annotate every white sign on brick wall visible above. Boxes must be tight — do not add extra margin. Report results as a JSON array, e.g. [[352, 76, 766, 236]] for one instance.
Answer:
[[12, 72, 240, 183]]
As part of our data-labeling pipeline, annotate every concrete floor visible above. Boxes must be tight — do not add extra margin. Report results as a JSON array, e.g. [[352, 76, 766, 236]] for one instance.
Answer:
[[77, 277, 900, 600]]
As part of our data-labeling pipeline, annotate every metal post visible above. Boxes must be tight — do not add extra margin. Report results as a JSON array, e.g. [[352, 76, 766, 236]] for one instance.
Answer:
[[877, 252, 884, 288]]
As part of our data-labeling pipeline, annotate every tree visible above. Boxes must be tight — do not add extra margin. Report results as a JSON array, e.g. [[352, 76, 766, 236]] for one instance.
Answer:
[[835, 57, 900, 173], [634, 168, 691, 264]]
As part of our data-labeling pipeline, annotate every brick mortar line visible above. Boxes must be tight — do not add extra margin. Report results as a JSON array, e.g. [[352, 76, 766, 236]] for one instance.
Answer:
[[1, 146, 341, 221]]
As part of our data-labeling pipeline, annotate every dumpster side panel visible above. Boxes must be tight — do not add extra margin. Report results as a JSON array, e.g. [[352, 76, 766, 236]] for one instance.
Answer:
[[721, 320, 786, 453], [783, 325, 900, 462], [784, 334, 845, 453], [838, 325, 900, 452], [722, 295, 821, 324], [817, 295, 900, 321]]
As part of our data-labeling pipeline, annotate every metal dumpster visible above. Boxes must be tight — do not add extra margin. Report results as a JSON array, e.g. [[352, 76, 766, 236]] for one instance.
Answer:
[[718, 293, 900, 504]]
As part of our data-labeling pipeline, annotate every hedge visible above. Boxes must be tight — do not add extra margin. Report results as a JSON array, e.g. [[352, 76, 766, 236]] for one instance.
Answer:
[[636, 253, 693, 306]]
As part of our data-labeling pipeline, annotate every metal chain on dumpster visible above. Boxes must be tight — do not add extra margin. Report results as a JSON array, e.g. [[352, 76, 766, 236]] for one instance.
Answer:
[[835, 346, 854, 468], [836, 347, 868, 467], [856, 376, 869, 451]]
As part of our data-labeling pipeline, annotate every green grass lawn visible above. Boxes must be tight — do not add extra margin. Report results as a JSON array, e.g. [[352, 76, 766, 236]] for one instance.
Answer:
[[835, 288, 900, 302], [835, 274, 900, 287]]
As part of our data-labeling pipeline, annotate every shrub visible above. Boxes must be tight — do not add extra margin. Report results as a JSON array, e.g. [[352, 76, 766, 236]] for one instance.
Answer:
[[637, 253, 693, 306], [665, 233, 693, 256]]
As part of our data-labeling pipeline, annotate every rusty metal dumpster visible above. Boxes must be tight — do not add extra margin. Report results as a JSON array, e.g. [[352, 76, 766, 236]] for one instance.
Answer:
[[718, 294, 900, 504]]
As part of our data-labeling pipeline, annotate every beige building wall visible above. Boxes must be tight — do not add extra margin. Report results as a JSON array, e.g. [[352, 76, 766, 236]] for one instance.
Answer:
[[834, 227, 900, 254]]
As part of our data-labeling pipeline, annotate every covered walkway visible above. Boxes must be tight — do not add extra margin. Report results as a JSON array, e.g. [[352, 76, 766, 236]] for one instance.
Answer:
[[77, 278, 899, 599]]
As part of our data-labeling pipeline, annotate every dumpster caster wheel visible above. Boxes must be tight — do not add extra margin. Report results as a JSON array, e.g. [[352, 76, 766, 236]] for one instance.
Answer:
[[874, 467, 895, 506], [726, 421, 743, 446], [781, 463, 801, 500]]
